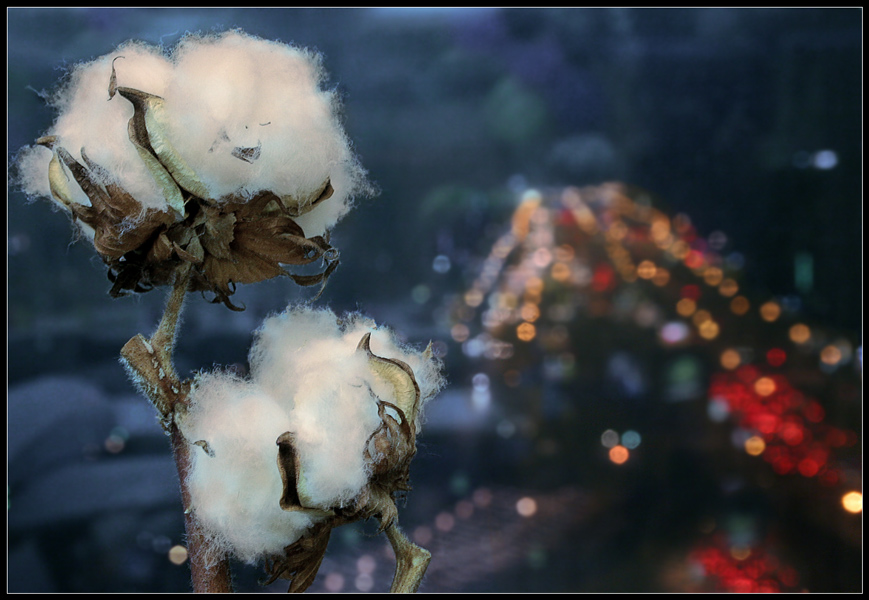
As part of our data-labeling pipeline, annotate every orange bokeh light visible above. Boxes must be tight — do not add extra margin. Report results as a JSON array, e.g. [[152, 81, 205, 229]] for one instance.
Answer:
[[609, 445, 630, 464], [719, 278, 739, 297], [516, 322, 536, 342], [730, 296, 750, 316], [720, 349, 741, 370], [789, 323, 811, 344], [759, 301, 781, 322], [676, 298, 697, 317], [754, 377, 776, 396]]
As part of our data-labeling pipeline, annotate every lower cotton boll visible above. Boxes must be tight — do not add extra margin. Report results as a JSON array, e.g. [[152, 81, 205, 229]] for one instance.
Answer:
[[179, 306, 445, 567]]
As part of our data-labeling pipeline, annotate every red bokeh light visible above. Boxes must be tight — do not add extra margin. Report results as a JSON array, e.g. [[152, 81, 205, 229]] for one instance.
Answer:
[[798, 458, 820, 477], [803, 401, 825, 423], [684, 250, 705, 269], [592, 263, 615, 292], [680, 284, 701, 301], [766, 348, 786, 367]]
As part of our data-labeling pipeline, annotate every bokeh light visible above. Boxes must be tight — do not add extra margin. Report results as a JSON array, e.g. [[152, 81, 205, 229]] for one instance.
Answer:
[[766, 348, 786, 367], [841, 491, 862, 514], [820, 344, 842, 366], [660, 321, 690, 345], [652, 267, 671, 286], [168, 545, 188, 565], [719, 278, 739, 297], [759, 301, 781, 322], [753, 377, 775, 396], [435, 511, 456, 532], [730, 296, 751, 316], [516, 496, 538, 517], [744, 436, 766, 456], [720, 349, 741, 370], [601, 429, 620, 448], [609, 445, 630, 464], [432, 254, 451, 274], [472, 487, 493, 508], [637, 260, 656, 279], [355, 573, 374, 592], [698, 320, 720, 340], [676, 298, 697, 317], [789, 323, 811, 344], [517, 322, 537, 342], [324, 572, 345, 592], [703, 266, 724, 286], [451, 323, 470, 342], [622, 430, 642, 449]]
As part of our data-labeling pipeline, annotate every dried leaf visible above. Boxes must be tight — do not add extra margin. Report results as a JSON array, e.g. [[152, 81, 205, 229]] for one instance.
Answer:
[[200, 209, 236, 260]]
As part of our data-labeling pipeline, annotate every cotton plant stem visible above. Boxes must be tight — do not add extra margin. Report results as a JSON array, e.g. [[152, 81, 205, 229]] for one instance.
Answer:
[[384, 522, 431, 593], [150, 263, 192, 377], [120, 265, 234, 593], [172, 420, 234, 592]]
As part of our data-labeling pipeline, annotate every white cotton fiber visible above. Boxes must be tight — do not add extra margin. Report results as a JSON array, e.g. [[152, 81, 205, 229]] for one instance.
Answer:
[[182, 374, 321, 564], [17, 30, 371, 235], [180, 306, 444, 564]]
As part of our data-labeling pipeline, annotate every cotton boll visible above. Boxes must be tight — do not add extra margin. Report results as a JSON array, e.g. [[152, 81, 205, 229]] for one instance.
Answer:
[[180, 306, 442, 565], [18, 30, 372, 243], [183, 372, 323, 564], [248, 308, 381, 508]]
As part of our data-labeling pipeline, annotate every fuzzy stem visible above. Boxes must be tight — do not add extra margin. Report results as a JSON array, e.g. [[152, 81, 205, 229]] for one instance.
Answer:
[[120, 264, 234, 592], [150, 263, 192, 379], [385, 522, 431, 593], [172, 421, 234, 592]]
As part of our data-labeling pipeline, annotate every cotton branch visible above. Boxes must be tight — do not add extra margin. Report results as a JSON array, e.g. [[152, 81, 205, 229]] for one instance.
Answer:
[[120, 264, 234, 593]]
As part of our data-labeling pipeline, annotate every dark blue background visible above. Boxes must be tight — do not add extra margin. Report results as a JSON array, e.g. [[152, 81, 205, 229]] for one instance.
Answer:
[[7, 8, 862, 593]]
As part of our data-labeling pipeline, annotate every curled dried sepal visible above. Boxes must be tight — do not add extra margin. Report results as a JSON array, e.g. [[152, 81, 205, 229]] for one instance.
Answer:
[[37, 137, 176, 260], [275, 432, 334, 517], [262, 522, 333, 592], [357, 333, 421, 425], [111, 55, 209, 203]]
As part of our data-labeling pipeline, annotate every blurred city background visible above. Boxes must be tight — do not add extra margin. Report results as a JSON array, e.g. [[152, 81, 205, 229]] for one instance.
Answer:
[[7, 7, 862, 593]]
